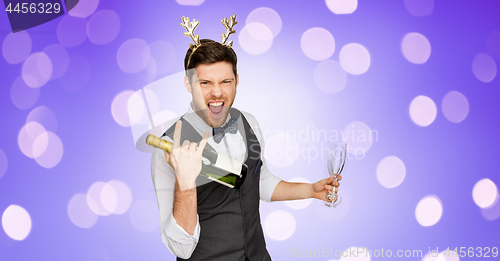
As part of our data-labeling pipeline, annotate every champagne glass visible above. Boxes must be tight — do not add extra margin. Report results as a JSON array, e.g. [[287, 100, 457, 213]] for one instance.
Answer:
[[322, 142, 346, 207]]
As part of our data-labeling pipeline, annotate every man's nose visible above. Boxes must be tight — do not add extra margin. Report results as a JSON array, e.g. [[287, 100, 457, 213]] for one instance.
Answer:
[[210, 83, 223, 97]]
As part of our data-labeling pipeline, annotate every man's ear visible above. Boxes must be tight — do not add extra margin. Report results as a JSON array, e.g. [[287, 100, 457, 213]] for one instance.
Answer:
[[235, 74, 239, 88], [184, 75, 192, 94]]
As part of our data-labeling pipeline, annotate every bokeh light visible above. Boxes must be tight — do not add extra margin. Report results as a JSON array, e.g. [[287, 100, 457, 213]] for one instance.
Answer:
[[129, 199, 160, 232], [42, 44, 69, 80], [18, 121, 47, 159], [68, 193, 99, 228], [176, 0, 205, 6], [376, 156, 406, 189], [342, 121, 374, 156], [441, 91, 469, 123], [264, 132, 299, 168], [106, 180, 132, 215], [339, 43, 371, 75], [87, 10, 121, 45], [27, 106, 58, 133], [415, 195, 442, 227], [0, 149, 7, 179], [284, 177, 313, 210], [22, 52, 52, 88], [100, 183, 118, 213], [325, 0, 358, 15], [60, 55, 92, 91], [402, 32, 431, 64], [34, 132, 64, 169], [404, 0, 434, 17], [68, 0, 99, 18], [87, 182, 111, 216], [10, 76, 40, 110], [111, 90, 135, 127], [409, 95, 437, 127], [472, 178, 498, 209], [313, 60, 347, 94], [239, 23, 273, 55], [2, 31, 31, 64], [481, 193, 500, 221], [1, 205, 32, 241], [57, 15, 88, 48], [117, 38, 151, 74], [301, 27, 335, 61], [127, 89, 159, 126], [148, 41, 176, 75], [264, 210, 296, 241], [246, 7, 282, 37], [472, 53, 497, 83]]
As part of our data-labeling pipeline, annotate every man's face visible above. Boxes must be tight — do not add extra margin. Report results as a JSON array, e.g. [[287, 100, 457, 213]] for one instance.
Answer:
[[185, 61, 238, 128]]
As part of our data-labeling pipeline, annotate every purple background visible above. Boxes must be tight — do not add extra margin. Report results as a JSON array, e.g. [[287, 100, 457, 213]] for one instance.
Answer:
[[1, 0, 499, 260]]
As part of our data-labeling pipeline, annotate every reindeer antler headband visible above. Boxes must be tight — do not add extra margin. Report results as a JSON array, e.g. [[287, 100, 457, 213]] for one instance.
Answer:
[[181, 14, 238, 67]]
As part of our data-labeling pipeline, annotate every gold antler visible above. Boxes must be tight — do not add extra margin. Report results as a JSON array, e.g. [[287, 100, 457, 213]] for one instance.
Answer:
[[180, 16, 201, 49], [221, 14, 238, 48]]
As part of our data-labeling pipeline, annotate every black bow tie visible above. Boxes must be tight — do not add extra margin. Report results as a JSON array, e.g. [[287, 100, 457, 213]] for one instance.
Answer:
[[213, 118, 238, 143]]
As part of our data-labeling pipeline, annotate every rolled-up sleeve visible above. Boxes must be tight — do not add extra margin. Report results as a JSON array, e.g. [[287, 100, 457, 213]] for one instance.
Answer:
[[151, 145, 200, 259]]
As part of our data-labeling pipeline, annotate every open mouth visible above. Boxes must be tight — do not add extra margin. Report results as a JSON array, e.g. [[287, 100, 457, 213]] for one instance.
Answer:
[[208, 101, 225, 117]]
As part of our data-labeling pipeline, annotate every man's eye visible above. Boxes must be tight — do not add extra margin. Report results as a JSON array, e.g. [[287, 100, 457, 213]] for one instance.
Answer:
[[223, 81, 231, 84], [200, 82, 208, 85]]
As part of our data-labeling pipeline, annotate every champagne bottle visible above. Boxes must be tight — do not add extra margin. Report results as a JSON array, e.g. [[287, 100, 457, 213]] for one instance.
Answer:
[[146, 134, 247, 189]]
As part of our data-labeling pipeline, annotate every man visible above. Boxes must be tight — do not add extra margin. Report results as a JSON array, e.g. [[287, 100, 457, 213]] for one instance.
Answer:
[[151, 15, 341, 261]]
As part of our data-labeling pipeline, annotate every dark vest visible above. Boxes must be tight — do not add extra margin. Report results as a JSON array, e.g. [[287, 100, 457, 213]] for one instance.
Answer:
[[163, 108, 271, 261]]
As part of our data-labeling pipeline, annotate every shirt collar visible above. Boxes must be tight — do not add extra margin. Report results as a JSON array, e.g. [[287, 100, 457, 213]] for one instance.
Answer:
[[184, 102, 231, 134]]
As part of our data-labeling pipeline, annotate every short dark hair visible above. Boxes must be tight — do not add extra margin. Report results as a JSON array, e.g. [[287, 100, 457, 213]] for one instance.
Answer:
[[184, 39, 238, 80]]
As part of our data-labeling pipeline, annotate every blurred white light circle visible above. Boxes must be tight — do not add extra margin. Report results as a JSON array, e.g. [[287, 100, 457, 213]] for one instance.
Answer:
[[107, 180, 132, 215], [68, 0, 99, 18], [339, 43, 371, 75], [42, 44, 69, 80], [264, 210, 296, 241], [2, 205, 31, 241], [11, 76, 40, 110], [409, 95, 437, 127], [339, 246, 371, 260], [101, 183, 118, 213], [129, 199, 160, 232], [57, 16, 88, 48], [313, 60, 347, 94], [481, 193, 500, 221], [22, 52, 52, 88], [18, 121, 47, 159], [472, 53, 497, 83], [87, 10, 121, 45], [404, 0, 434, 17], [87, 182, 111, 216], [472, 179, 498, 209], [27, 106, 58, 133], [68, 193, 99, 228], [0, 149, 7, 179], [342, 121, 373, 156], [441, 91, 469, 123], [376, 156, 406, 189], [301, 27, 335, 61], [117, 38, 151, 74], [415, 195, 442, 227], [264, 132, 299, 168], [239, 23, 273, 55], [2, 31, 32, 64], [127, 89, 160, 126], [149, 41, 176, 75], [111, 90, 134, 127], [246, 7, 282, 37], [31, 131, 49, 159], [402, 32, 431, 64], [34, 132, 64, 169], [326, 0, 358, 15], [176, 0, 205, 6], [285, 177, 313, 210]]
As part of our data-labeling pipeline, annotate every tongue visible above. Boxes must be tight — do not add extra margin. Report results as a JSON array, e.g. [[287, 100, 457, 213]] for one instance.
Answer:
[[209, 105, 223, 114]]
